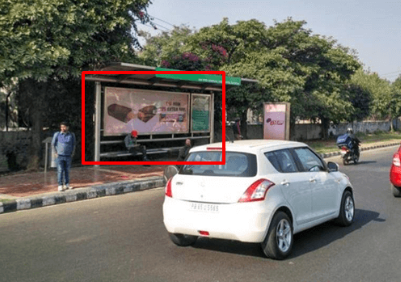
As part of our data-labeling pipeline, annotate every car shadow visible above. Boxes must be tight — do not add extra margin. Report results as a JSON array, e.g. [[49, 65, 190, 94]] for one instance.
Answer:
[[192, 238, 266, 258], [191, 209, 384, 259], [289, 208, 384, 259]]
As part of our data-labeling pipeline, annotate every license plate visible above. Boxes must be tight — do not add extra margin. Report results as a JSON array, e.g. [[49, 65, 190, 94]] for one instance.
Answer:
[[189, 203, 219, 213]]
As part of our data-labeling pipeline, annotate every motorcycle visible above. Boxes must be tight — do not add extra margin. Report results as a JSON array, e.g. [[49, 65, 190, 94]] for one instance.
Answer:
[[336, 134, 360, 165], [339, 145, 360, 165]]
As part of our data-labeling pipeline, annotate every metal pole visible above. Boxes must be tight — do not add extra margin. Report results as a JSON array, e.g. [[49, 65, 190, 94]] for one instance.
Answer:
[[5, 92, 11, 132], [44, 142, 48, 173], [94, 82, 101, 165], [210, 92, 215, 144]]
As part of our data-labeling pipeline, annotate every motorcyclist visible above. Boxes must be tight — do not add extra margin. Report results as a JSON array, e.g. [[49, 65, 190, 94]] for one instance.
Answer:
[[346, 128, 361, 156]]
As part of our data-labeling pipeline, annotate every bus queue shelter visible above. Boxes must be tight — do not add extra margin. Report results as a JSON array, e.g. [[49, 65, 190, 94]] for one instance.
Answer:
[[84, 62, 257, 162]]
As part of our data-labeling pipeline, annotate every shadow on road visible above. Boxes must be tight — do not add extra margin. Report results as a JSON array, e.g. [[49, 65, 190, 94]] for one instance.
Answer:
[[355, 161, 377, 165], [193, 239, 265, 258], [290, 208, 384, 258], [191, 209, 384, 259]]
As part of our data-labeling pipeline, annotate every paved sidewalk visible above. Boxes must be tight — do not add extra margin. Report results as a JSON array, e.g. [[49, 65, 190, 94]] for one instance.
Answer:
[[0, 164, 167, 214], [0, 165, 165, 198]]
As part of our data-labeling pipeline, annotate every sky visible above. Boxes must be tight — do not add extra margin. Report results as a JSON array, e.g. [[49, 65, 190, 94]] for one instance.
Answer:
[[139, 0, 401, 82]]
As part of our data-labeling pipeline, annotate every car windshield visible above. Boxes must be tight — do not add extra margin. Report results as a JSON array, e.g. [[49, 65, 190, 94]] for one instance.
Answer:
[[179, 151, 257, 177]]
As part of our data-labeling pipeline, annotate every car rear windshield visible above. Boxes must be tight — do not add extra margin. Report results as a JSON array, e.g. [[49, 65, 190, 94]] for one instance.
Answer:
[[179, 151, 257, 177]]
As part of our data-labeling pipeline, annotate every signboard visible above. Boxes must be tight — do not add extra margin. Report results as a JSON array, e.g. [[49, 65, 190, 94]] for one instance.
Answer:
[[104, 87, 189, 136], [191, 94, 211, 132], [155, 68, 241, 86], [263, 103, 290, 140]]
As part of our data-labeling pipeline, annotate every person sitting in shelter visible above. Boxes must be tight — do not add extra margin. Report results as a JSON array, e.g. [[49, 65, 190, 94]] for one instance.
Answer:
[[176, 138, 192, 167], [124, 130, 149, 161]]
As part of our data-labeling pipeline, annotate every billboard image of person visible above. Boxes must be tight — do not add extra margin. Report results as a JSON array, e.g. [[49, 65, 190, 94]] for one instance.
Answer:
[[104, 87, 189, 136]]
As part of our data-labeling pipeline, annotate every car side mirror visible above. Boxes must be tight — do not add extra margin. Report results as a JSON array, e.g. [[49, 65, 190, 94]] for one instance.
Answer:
[[327, 162, 339, 172]]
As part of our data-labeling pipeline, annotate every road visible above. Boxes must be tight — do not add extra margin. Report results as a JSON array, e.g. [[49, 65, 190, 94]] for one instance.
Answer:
[[1, 146, 401, 282]]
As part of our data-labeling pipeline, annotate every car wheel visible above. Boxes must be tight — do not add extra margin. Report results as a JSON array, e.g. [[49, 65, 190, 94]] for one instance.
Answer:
[[392, 185, 401, 197], [261, 211, 293, 260], [335, 190, 355, 226], [169, 233, 197, 246]]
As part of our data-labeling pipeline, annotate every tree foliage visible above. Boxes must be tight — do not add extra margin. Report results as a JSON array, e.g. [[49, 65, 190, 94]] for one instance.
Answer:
[[351, 69, 393, 119], [140, 18, 362, 138], [0, 0, 152, 82], [0, 0, 153, 169]]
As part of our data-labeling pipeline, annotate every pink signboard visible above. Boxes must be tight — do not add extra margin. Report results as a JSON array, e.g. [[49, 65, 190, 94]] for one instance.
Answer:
[[263, 103, 290, 140]]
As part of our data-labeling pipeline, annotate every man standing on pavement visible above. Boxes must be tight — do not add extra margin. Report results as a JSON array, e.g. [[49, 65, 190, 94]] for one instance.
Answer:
[[52, 121, 76, 191]]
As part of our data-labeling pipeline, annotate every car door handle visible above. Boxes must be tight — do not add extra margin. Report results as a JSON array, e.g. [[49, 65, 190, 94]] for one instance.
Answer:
[[281, 180, 290, 186], [309, 177, 317, 183]]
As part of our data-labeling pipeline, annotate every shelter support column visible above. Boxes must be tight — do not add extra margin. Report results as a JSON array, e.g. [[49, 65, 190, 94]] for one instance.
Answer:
[[210, 91, 214, 144], [94, 82, 101, 164]]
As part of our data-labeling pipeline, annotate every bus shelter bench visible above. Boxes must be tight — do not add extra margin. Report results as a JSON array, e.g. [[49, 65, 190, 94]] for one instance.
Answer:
[[100, 147, 182, 159]]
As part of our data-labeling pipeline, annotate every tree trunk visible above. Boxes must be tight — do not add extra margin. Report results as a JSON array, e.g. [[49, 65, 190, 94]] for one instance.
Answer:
[[320, 117, 330, 140], [290, 120, 296, 140], [23, 79, 47, 171]]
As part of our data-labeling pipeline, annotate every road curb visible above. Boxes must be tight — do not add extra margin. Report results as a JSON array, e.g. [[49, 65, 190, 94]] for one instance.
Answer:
[[320, 142, 400, 159], [0, 176, 165, 215]]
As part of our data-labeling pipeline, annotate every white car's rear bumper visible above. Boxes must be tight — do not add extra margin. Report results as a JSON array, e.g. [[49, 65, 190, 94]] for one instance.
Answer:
[[163, 197, 275, 243]]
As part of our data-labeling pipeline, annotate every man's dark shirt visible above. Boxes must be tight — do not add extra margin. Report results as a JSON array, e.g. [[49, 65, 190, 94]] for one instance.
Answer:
[[177, 145, 191, 162]]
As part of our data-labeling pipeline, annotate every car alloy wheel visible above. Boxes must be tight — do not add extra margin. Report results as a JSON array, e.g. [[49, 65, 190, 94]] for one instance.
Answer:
[[344, 195, 354, 222], [276, 219, 292, 253], [335, 190, 355, 227], [262, 211, 294, 259]]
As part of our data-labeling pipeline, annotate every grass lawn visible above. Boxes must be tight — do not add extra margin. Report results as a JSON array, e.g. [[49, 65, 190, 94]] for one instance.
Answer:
[[0, 198, 14, 203], [307, 131, 401, 154]]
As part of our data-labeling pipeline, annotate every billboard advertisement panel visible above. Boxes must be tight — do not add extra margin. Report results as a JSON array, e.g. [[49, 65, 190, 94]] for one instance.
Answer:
[[191, 94, 211, 132], [104, 87, 189, 136], [263, 103, 290, 140]]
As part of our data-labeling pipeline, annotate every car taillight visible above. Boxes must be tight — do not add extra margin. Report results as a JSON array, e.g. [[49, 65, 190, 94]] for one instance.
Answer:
[[393, 153, 400, 167], [165, 178, 173, 198], [238, 179, 275, 203]]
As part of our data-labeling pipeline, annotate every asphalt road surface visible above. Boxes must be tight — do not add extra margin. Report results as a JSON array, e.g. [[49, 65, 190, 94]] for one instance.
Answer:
[[1, 146, 401, 282]]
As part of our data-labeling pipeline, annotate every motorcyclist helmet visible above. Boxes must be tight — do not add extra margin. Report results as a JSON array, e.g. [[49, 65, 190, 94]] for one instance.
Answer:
[[347, 128, 354, 134]]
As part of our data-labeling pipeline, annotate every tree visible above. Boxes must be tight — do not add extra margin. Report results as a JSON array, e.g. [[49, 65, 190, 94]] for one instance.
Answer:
[[140, 18, 361, 139], [0, 0, 153, 169], [189, 19, 360, 138], [138, 25, 195, 67], [344, 83, 372, 122], [390, 76, 401, 130]]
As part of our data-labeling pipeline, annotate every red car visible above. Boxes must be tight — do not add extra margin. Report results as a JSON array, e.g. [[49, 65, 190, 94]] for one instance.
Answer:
[[390, 146, 401, 197]]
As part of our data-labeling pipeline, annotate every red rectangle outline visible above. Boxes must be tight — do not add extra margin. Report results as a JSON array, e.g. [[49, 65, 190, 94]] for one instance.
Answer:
[[81, 71, 226, 165]]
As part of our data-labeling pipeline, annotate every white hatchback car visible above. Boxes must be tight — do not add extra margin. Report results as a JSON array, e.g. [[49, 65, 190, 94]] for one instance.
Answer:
[[163, 140, 355, 259]]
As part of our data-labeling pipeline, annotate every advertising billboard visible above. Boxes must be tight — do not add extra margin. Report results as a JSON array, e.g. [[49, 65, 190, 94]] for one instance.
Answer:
[[263, 103, 290, 140], [104, 87, 189, 136], [191, 94, 211, 132]]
